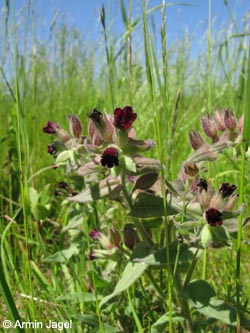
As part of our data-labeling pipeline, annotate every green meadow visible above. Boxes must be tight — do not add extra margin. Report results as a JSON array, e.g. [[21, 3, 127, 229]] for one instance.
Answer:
[[0, 1, 250, 332]]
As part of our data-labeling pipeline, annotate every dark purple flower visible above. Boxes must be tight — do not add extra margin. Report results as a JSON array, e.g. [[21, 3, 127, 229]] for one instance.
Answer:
[[88, 108, 103, 124], [43, 121, 60, 134], [206, 208, 223, 227], [114, 106, 137, 130], [219, 183, 237, 198], [48, 144, 56, 155], [101, 147, 119, 168], [197, 179, 208, 191], [89, 229, 101, 240]]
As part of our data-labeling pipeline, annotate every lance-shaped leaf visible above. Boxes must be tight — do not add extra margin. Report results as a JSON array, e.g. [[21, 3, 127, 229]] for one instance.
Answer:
[[68, 177, 122, 203], [99, 260, 147, 307]]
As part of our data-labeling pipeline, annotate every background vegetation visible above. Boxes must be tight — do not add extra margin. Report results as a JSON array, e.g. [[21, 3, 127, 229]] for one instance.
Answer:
[[0, 0, 250, 332]]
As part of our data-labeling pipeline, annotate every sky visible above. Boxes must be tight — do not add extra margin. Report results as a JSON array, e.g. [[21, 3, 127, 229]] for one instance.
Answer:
[[3, 0, 250, 57]]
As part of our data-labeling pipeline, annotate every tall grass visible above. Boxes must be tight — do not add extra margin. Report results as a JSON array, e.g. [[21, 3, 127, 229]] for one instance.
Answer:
[[0, 0, 250, 332]]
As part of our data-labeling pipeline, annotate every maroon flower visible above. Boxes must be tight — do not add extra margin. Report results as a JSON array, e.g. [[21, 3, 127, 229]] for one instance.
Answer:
[[48, 143, 56, 155], [219, 183, 237, 198], [114, 106, 137, 130], [43, 121, 60, 134], [205, 208, 223, 227], [89, 229, 101, 240], [101, 147, 119, 168]]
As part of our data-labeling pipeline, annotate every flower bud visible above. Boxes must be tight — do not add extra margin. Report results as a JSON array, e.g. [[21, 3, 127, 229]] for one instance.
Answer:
[[214, 110, 226, 131], [109, 226, 121, 247], [123, 224, 138, 250], [189, 131, 205, 150], [67, 114, 83, 140], [201, 115, 218, 141], [224, 109, 237, 132], [183, 162, 199, 177]]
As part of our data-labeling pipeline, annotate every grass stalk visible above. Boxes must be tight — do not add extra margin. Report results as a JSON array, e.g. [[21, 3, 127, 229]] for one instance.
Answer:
[[236, 41, 250, 333]]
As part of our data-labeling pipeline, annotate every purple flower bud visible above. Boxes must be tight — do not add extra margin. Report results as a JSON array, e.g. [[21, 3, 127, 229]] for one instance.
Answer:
[[189, 131, 205, 150], [43, 121, 60, 134], [205, 208, 223, 227], [101, 147, 119, 168], [219, 183, 237, 198], [213, 110, 226, 131], [89, 229, 101, 240], [123, 224, 138, 250], [224, 109, 237, 132], [201, 116, 218, 141], [67, 114, 83, 139], [114, 106, 137, 130]]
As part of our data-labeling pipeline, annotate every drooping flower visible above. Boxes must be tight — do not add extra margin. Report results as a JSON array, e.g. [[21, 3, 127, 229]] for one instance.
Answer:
[[205, 208, 223, 226], [43, 121, 60, 134], [101, 147, 119, 168], [114, 106, 137, 130]]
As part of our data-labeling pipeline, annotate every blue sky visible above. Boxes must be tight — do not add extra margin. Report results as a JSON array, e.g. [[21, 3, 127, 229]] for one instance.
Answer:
[[9, 0, 250, 56]]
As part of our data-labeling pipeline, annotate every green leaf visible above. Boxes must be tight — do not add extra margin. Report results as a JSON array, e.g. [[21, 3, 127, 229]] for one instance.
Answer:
[[151, 312, 184, 333], [188, 280, 216, 305], [134, 242, 195, 268], [119, 155, 137, 173], [68, 178, 121, 203], [44, 243, 80, 263], [129, 192, 178, 218], [188, 279, 250, 327], [200, 224, 212, 248], [56, 150, 74, 164], [99, 261, 147, 307]]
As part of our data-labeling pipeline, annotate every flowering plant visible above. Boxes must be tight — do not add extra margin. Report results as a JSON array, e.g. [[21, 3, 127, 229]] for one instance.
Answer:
[[43, 106, 249, 332]]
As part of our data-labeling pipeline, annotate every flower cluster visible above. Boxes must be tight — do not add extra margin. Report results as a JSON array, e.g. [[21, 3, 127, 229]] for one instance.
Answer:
[[43, 105, 244, 254]]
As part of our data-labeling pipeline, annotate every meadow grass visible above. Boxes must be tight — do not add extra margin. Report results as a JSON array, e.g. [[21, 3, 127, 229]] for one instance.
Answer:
[[0, 1, 250, 332]]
